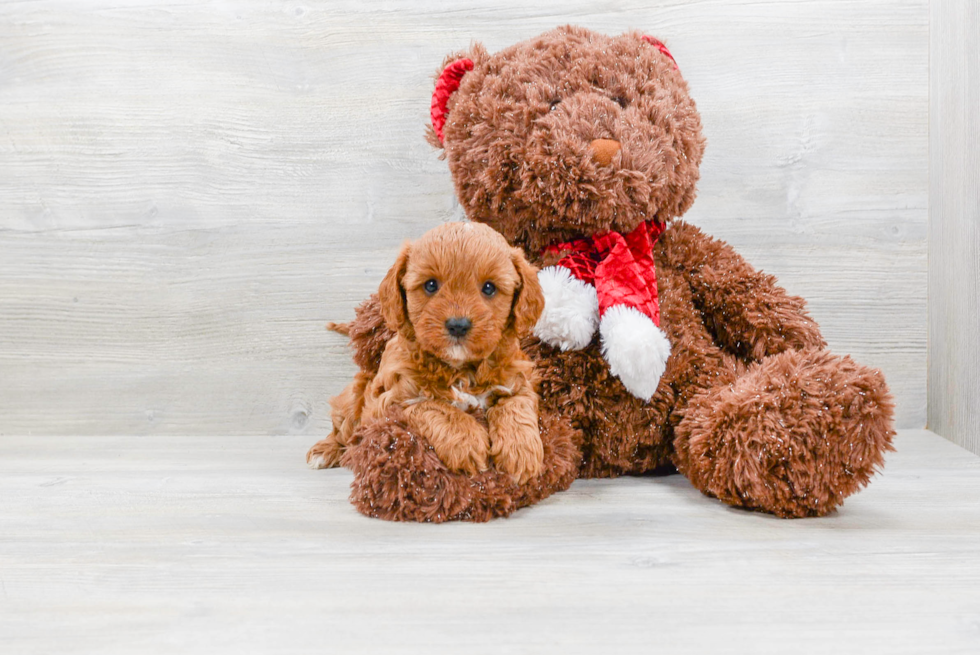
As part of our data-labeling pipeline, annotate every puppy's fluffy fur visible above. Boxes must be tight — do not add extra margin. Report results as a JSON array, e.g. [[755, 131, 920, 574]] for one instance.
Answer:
[[307, 222, 546, 483]]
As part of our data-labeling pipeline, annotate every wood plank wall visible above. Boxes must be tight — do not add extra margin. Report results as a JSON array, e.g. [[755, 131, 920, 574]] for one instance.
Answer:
[[0, 1, 927, 435], [929, 0, 980, 454]]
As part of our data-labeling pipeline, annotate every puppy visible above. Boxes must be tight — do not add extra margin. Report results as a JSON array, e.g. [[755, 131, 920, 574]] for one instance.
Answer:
[[307, 222, 546, 483]]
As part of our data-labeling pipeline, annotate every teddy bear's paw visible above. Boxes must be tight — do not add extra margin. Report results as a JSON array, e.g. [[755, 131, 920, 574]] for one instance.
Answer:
[[599, 304, 671, 401], [534, 266, 599, 351]]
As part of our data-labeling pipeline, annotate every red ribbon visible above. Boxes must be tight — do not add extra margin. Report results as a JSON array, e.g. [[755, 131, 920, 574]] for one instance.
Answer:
[[543, 221, 665, 327]]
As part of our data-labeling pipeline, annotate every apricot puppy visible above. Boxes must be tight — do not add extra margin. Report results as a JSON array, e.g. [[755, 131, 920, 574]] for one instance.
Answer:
[[307, 222, 546, 484]]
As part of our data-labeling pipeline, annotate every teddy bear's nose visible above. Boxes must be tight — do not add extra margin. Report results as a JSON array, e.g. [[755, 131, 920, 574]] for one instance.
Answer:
[[589, 139, 621, 166]]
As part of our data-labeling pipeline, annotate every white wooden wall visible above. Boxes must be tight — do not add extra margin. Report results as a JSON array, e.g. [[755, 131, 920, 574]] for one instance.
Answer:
[[0, 0, 927, 435], [929, 0, 980, 455]]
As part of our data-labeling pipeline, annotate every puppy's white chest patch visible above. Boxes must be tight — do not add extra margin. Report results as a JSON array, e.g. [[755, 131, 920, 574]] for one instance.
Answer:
[[451, 386, 493, 411], [450, 384, 513, 412]]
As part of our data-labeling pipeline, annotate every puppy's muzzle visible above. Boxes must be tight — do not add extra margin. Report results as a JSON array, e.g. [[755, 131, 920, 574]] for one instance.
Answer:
[[445, 317, 472, 338]]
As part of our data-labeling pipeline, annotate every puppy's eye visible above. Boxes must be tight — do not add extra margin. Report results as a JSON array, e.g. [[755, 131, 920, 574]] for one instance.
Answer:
[[481, 281, 497, 297], [423, 279, 439, 295], [549, 99, 561, 112], [612, 96, 628, 109]]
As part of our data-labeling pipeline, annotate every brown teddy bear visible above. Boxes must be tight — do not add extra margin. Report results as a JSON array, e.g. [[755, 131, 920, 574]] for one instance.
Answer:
[[334, 25, 896, 520]]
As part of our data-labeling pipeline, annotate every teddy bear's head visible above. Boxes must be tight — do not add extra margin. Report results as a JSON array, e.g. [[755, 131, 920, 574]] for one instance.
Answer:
[[428, 26, 706, 256]]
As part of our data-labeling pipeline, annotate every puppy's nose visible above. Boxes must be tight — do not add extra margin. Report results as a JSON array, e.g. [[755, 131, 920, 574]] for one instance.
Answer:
[[589, 138, 620, 166], [445, 317, 472, 338]]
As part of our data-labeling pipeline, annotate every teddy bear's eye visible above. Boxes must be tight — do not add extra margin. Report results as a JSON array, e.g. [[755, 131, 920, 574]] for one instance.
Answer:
[[612, 96, 629, 109], [423, 279, 439, 295], [549, 99, 561, 111], [481, 281, 497, 297]]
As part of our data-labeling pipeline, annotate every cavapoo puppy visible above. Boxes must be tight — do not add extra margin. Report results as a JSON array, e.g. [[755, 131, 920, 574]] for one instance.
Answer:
[[306, 222, 546, 483]]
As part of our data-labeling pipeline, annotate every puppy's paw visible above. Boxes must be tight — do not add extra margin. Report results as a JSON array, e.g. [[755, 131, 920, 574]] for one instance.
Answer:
[[490, 422, 544, 485], [306, 437, 343, 469], [435, 422, 490, 476]]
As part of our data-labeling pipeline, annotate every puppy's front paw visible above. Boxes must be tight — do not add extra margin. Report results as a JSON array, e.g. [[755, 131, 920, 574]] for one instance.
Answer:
[[306, 437, 343, 469], [490, 422, 544, 485], [435, 422, 490, 476]]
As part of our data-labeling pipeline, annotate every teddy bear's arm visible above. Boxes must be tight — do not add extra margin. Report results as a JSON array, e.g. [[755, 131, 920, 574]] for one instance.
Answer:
[[328, 294, 395, 375], [661, 220, 826, 361]]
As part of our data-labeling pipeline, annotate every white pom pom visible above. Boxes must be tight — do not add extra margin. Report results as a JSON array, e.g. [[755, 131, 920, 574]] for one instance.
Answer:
[[533, 266, 599, 351], [599, 305, 671, 401]]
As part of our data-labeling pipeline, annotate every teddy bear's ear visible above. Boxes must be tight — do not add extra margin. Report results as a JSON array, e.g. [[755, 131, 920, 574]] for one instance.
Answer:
[[427, 56, 475, 149], [639, 35, 680, 71]]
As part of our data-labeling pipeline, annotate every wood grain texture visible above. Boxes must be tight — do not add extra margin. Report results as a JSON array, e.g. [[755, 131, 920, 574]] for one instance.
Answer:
[[0, 0, 927, 434], [929, 0, 980, 455], [0, 430, 977, 654]]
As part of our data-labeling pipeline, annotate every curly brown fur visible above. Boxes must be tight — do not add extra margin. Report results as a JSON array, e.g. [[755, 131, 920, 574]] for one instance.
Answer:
[[342, 406, 581, 523], [308, 222, 547, 485]]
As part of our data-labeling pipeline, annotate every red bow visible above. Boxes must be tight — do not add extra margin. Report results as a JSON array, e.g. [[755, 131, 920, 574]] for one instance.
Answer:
[[543, 221, 665, 327]]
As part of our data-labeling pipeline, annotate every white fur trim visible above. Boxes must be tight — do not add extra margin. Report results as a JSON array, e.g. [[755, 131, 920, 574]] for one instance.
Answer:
[[599, 305, 671, 401], [451, 385, 492, 412], [450, 384, 514, 412], [533, 266, 599, 351]]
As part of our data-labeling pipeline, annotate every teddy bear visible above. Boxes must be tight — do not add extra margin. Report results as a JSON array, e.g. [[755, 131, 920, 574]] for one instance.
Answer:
[[336, 25, 895, 520]]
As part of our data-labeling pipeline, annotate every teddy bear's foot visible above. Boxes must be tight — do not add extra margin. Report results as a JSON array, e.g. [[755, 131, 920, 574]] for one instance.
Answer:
[[673, 348, 895, 518], [340, 407, 581, 522]]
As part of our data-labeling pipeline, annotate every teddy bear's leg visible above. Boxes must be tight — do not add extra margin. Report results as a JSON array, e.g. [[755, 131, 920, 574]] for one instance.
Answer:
[[672, 348, 895, 517]]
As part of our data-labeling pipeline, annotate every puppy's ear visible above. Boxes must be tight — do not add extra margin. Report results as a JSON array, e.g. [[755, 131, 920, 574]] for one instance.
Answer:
[[508, 248, 545, 336], [378, 242, 415, 341]]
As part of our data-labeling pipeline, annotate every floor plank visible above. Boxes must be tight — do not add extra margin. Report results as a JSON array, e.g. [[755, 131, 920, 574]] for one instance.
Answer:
[[1, 430, 977, 654]]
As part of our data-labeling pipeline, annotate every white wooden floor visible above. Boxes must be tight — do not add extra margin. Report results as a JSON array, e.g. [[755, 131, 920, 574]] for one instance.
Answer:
[[1, 429, 978, 654]]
